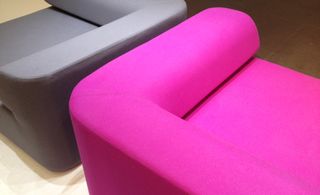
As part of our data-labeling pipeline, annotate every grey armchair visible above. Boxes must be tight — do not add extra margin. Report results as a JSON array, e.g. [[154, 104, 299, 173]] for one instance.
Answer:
[[0, 0, 187, 171]]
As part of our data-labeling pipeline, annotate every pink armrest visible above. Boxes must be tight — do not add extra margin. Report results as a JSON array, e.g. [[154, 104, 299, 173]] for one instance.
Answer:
[[71, 8, 259, 118], [70, 8, 316, 194]]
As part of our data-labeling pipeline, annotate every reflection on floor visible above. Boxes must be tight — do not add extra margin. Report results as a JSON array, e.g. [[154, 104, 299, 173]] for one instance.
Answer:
[[0, 133, 88, 195]]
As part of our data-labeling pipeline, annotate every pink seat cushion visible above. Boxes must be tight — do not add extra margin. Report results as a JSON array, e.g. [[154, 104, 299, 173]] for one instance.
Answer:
[[187, 58, 320, 188]]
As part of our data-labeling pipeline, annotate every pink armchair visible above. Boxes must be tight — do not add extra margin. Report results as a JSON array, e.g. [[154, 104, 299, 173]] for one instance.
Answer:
[[70, 8, 320, 194]]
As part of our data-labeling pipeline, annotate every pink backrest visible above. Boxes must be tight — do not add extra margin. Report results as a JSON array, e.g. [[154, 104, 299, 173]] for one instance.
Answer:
[[74, 8, 260, 117]]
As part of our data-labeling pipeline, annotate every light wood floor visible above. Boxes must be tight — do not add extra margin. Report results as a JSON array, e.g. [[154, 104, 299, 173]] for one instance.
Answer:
[[0, 133, 88, 195], [0, 0, 49, 23]]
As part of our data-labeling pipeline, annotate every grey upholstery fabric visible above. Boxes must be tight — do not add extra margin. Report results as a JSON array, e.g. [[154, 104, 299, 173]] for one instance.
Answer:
[[0, 8, 97, 66], [0, 0, 187, 171]]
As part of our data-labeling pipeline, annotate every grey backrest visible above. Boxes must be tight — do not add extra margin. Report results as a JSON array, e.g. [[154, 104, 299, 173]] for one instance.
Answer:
[[45, 0, 161, 25]]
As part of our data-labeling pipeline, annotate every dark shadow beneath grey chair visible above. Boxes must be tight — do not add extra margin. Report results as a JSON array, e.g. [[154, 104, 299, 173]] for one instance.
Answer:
[[0, 0, 187, 171]]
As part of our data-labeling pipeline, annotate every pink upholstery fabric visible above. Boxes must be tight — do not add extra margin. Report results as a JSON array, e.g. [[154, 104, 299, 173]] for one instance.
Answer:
[[70, 8, 320, 195], [187, 58, 320, 189]]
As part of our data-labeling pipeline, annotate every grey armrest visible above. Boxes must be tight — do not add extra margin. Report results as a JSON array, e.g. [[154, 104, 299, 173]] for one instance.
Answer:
[[0, 0, 186, 171]]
